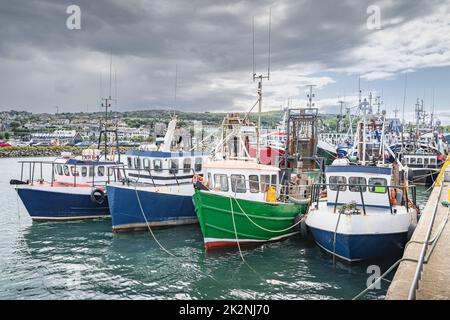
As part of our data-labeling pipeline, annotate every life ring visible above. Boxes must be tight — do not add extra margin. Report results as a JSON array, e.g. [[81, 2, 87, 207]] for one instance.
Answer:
[[90, 188, 105, 205]]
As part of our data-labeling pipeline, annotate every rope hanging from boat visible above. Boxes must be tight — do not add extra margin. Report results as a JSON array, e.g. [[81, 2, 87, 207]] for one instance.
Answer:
[[231, 195, 306, 233], [229, 196, 262, 278], [353, 206, 450, 300], [134, 185, 175, 257], [133, 185, 223, 286], [332, 210, 343, 266]]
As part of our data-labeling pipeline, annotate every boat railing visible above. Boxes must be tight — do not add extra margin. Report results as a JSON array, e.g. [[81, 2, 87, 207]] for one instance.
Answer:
[[310, 182, 417, 215], [16, 160, 125, 188], [407, 164, 446, 299], [114, 166, 200, 188]]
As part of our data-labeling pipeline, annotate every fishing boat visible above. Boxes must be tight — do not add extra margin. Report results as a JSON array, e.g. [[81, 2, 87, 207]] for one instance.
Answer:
[[193, 160, 309, 250], [11, 85, 123, 221], [403, 147, 445, 186], [106, 117, 210, 232], [193, 58, 314, 250], [305, 100, 419, 262], [11, 149, 122, 221], [305, 162, 418, 262]]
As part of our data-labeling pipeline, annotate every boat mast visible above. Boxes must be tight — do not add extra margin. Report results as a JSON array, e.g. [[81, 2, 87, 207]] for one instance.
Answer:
[[99, 54, 118, 161], [252, 9, 271, 164]]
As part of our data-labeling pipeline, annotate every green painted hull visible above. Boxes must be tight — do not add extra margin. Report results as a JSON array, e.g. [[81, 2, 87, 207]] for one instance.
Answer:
[[193, 190, 308, 250]]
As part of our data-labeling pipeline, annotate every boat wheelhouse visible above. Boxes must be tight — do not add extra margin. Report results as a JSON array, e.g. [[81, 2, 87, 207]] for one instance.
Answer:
[[12, 149, 123, 221], [106, 151, 209, 232], [124, 150, 208, 185], [193, 160, 310, 251], [402, 149, 444, 185], [106, 117, 211, 232], [305, 164, 419, 262]]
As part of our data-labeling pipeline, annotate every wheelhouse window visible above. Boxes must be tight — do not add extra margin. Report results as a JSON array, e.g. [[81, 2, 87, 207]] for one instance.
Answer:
[[369, 178, 387, 193], [63, 165, 70, 176], [56, 164, 63, 175], [214, 174, 229, 192], [97, 166, 105, 177], [249, 175, 259, 193], [195, 158, 202, 172], [153, 159, 163, 172], [183, 158, 192, 173], [349, 177, 367, 192], [169, 159, 179, 174], [231, 175, 246, 193], [135, 157, 142, 170], [271, 174, 277, 186], [430, 158, 437, 165], [89, 166, 94, 177], [70, 166, 79, 176], [417, 157, 423, 165], [410, 157, 416, 164], [261, 175, 271, 192], [143, 158, 150, 170], [81, 166, 87, 177], [329, 176, 347, 191], [424, 158, 429, 165], [127, 157, 133, 168], [207, 173, 212, 185]]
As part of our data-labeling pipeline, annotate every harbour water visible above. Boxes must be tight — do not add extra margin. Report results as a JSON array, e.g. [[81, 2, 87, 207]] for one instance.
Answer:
[[0, 157, 432, 300]]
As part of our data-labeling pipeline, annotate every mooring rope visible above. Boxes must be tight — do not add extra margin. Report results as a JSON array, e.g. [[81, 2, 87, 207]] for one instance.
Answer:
[[229, 196, 262, 278], [352, 206, 450, 300], [132, 184, 223, 286], [332, 210, 343, 266], [231, 195, 306, 233]]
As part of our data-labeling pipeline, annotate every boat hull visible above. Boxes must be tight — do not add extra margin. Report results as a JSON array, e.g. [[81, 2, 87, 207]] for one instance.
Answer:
[[407, 167, 440, 186], [308, 226, 408, 262], [193, 189, 307, 250], [106, 184, 198, 232], [15, 186, 110, 221], [306, 204, 414, 262]]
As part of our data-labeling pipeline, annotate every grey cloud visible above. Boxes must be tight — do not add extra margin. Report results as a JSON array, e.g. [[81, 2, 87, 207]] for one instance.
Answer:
[[0, 0, 446, 113]]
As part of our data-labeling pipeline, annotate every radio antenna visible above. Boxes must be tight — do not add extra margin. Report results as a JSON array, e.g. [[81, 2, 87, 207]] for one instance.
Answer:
[[109, 53, 113, 99], [252, 8, 272, 163], [267, 7, 271, 80], [114, 69, 117, 106], [252, 16, 255, 79], [175, 64, 178, 106]]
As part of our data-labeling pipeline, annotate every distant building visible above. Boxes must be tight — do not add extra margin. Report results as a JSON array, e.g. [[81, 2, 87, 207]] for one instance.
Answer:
[[31, 130, 83, 145], [117, 127, 151, 140]]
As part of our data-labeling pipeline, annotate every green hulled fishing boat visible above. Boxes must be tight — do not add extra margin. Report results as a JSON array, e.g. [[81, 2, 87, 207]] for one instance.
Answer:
[[193, 160, 310, 250]]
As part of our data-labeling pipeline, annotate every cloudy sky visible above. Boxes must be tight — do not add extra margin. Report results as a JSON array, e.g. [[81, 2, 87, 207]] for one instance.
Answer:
[[1, 0, 450, 123]]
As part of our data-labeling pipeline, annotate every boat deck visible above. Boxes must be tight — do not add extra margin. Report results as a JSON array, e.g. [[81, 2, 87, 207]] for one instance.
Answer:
[[21, 181, 93, 188]]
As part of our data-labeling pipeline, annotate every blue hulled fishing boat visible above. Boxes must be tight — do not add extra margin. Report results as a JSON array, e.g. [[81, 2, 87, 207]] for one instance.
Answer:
[[12, 149, 122, 221], [106, 117, 210, 232], [306, 162, 418, 262]]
